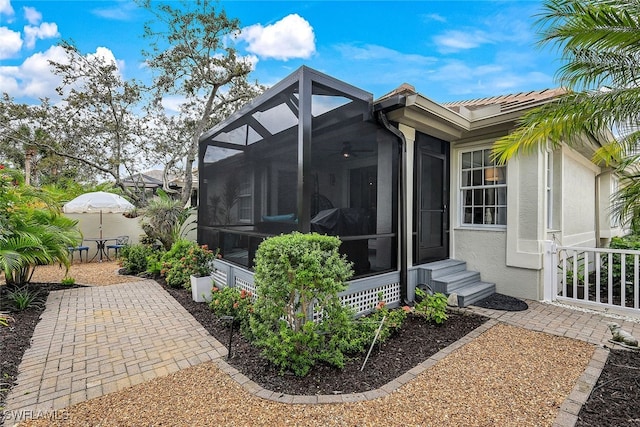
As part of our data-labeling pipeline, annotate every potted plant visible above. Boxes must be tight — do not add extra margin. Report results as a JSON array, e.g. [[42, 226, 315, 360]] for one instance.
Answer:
[[159, 240, 215, 301]]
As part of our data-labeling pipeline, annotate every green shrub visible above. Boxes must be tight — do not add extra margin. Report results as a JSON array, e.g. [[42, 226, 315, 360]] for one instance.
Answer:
[[328, 300, 410, 357], [120, 244, 155, 275], [7, 286, 43, 310], [145, 251, 164, 277], [161, 240, 215, 289], [61, 276, 76, 285], [209, 286, 253, 332], [414, 288, 448, 324], [249, 232, 354, 376], [601, 235, 640, 296]]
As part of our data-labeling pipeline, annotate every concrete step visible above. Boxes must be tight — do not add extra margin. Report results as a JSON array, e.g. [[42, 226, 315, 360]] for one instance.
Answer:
[[431, 270, 481, 294], [422, 259, 467, 281], [456, 282, 496, 307]]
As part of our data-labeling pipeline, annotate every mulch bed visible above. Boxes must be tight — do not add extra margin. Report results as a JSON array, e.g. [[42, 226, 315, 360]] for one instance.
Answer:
[[2, 277, 640, 426], [164, 282, 488, 395], [576, 348, 640, 426], [473, 293, 529, 311]]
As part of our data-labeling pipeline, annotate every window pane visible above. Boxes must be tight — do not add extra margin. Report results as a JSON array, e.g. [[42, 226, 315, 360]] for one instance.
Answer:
[[462, 170, 471, 186], [485, 188, 496, 204], [464, 207, 472, 224], [473, 207, 483, 224], [496, 207, 507, 225], [483, 149, 494, 167], [484, 207, 495, 224], [473, 151, 483, 167], [463, 190, 472, 206], [462, 152, 471, 169], [497, 187, 507, 204], [472, 170, 483, 186], [473, 189, 483, 205], [495, 166, 506, 184]]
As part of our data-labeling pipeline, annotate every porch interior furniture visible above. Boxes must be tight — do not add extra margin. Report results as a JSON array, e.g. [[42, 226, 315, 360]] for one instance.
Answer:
[[106, 235, 129, 258], [67, 243, 90, 263]]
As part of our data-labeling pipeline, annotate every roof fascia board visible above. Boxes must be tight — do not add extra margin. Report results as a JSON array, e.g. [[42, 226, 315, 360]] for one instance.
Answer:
[[406, 94, 471, 129], [387, 108, 465, 140]]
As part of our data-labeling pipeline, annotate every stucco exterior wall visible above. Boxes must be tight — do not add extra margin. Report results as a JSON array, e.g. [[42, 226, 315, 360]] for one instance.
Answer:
[[559, 148, 599, 246], [64, 212, 197, 260], [453, 228, 542, 300]]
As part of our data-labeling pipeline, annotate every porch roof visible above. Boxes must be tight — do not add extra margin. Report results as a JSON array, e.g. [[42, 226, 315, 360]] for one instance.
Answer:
[[199, 66, 374, 152]]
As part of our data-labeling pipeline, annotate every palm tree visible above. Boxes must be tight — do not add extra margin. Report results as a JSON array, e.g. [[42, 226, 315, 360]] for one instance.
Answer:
[[0, 166, 81, 286], [141, 190, 195, 250], [492, 0, 640, 223]]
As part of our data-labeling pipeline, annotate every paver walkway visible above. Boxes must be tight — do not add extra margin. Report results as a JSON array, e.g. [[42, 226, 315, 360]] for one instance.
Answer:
[[4, 280, 640, 427], [3, 280, 226, 424]]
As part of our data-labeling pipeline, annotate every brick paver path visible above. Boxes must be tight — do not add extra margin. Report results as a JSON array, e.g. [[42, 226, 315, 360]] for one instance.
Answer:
[[3, 280, 226, 422]]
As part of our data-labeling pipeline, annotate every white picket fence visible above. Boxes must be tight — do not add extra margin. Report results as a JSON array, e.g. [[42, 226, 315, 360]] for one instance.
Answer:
[[544, 241, 640, 315]]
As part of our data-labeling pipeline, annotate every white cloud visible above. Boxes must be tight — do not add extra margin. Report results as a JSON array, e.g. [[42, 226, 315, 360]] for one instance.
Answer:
[[0, 45, 127, 103], [23, 6, 41, 25], [86, 46, 126, 75], [0, 45, 66, 100], [422, 59, 553, 99], [91, 1, 138, 21], [0, 27, 22, 59], [433, 30, 492, 54], [161, 96, 187, 114], [23, 22, 59, 49], [0, 0, 14, 18], [423, 13, 446, 23], [336, 43, 436, 66], [239, 14, 315, 61]]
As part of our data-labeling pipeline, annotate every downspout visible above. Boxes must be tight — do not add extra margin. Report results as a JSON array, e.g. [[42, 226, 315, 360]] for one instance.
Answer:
[[377, 111, 408, 304]]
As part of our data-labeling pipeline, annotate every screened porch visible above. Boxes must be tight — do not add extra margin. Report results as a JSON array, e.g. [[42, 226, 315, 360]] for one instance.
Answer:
[[197, 66, 400, 278]]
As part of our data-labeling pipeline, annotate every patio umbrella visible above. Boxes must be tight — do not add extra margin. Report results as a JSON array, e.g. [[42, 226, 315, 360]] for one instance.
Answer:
[[63, 191, 135, 238]]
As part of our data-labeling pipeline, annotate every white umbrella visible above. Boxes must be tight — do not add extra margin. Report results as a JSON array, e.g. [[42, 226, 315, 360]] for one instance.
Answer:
[[63, 191, 135, 238]]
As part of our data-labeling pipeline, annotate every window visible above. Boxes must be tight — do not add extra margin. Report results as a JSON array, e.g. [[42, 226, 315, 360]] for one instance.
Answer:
[[238, 176, 252, 222], [461, 148, 506, 225]]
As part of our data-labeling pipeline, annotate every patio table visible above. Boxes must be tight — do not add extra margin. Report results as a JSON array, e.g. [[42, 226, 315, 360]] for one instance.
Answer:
[[84, 237, 118, 262]]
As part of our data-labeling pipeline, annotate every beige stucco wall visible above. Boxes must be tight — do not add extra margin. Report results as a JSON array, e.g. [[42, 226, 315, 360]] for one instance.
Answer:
[[63, 213, 143, 260], [64, 212, 197, 260], [449, 144, 545, 301], [453, 228, 542, 300], [558, 147, 600, 246]]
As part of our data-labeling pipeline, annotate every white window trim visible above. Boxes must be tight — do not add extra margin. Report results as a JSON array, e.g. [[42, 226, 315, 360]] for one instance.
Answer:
[[458, 147, 507, 229]]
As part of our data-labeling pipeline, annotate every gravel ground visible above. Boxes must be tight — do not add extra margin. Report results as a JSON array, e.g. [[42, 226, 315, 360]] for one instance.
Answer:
[[9, 263, 596, 426], [27, 262, 140, 286]]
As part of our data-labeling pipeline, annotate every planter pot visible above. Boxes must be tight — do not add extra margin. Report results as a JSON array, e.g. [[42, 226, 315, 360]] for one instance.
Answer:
[[191, 275, 214, 303]]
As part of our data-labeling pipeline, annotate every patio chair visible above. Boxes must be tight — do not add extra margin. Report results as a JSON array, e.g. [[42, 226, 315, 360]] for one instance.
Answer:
[[67, 244, 90, 263], [106, 235, 129, 259]]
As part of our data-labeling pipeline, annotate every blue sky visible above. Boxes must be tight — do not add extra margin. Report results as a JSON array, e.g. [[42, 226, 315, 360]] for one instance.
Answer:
[[0, 0, 563, 106]]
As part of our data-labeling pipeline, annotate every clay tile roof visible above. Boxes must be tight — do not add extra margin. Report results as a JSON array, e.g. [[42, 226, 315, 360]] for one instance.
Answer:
[[442, 87, 568, 114], [376, 83, 417, 102]]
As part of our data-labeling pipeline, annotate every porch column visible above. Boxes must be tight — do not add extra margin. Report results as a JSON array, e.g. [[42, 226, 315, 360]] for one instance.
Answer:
[[297, 72, 312, 232], [398, 124, 415, 268]]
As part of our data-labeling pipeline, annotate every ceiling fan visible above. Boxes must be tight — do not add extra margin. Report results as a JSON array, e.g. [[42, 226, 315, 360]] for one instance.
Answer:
[[339, 142, 373, 158]]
